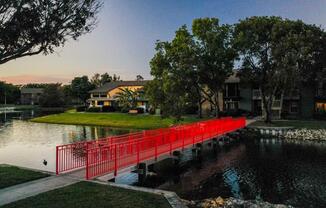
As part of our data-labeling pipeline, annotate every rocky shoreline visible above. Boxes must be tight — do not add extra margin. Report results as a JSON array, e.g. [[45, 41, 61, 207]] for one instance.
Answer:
[[283, 128, 326, 141], [244, 127, 326, 142], [183, 197, 294, 208]]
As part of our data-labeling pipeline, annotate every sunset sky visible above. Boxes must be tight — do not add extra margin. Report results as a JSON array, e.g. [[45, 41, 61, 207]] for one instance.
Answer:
[[1, 0, 326, 84]]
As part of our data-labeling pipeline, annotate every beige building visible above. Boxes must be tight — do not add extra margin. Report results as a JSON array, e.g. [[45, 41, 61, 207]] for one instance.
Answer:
[[88, 80, 149, 110]]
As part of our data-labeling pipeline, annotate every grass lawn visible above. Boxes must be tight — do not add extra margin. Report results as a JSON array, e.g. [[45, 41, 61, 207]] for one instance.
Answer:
[[0, 165, 49, 189], [30, 112, 200, 129], [249, 120, 326, 129], [2, 181, 171, 208]]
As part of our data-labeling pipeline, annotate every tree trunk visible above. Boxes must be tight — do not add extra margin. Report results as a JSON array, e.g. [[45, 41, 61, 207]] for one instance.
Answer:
[[261, 89, 272, 124], [214, 92, 219, 118], [198, 100, 202, 118]]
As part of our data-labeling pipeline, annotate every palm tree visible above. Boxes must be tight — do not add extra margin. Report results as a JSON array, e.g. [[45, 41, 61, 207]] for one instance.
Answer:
[[116, 88, 139, 111]]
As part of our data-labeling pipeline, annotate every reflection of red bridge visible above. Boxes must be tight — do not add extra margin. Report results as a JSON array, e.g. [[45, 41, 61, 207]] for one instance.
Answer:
[[56, 117, 246, 180]]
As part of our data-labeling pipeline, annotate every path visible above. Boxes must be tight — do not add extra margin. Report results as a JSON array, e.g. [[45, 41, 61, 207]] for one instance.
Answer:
[[0, 175, 79, 206]]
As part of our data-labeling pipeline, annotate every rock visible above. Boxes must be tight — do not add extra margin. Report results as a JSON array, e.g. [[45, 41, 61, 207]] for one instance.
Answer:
[[186, 197, 293, 208]]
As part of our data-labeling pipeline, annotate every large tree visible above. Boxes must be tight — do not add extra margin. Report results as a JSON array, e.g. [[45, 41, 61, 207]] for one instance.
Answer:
[[70, 76, 94, 104], [0, 0, 102, 65], [147, 26, 199, 119], [39, 83, 65, 107], [0, 81, 20, 104], [192, 18, 237, 117], [234, 16, 326, 123]]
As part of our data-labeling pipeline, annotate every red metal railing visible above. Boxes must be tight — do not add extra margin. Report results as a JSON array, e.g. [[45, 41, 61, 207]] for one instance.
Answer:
[[56, 117, 246, 179]]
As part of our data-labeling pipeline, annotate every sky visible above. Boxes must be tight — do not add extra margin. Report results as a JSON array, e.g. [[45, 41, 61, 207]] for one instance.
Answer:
[[1, 0, 326, 85]]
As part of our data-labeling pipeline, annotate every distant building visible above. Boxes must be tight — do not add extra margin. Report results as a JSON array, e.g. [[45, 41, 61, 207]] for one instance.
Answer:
[[203, 71, 323, 119], [20, 88, 44, 105], [88, 80, 149, 110]]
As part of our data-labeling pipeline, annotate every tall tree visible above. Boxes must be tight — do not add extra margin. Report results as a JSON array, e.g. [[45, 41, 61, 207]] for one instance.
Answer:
[[70, 76, 94, 104], [147, 26, 198, 119], [192, 18, 236, 117], [39, 83, 65, 107], [0, 0, 102, 65], [234, 16, 326, 123], [0, 81, 20, 104]]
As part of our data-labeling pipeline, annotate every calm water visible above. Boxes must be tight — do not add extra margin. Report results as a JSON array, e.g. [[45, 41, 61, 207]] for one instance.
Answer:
[[0, 110, 132, 172], [155, 139, 326, 208]]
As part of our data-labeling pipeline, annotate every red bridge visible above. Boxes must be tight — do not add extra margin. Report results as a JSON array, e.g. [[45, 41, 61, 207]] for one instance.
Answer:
[[56, 117, 246, 180]]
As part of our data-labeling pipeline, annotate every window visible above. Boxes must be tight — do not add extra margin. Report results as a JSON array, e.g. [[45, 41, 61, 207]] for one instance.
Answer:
[[225, 83, 239, 97], [316, 102, 326, 111], [290, 102, 298, 113]]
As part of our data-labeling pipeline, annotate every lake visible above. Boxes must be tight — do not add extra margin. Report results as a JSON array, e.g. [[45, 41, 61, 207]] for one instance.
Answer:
[[154, 138, 326, 208], [0, 109, 132, 172]]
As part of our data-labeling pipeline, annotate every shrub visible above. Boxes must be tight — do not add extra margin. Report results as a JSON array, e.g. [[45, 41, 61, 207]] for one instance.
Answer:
[[76, 106, 86, 112], [136, 107, 145, 114], [102, 106, 116, 112], [314, 111, 326, 120], [87, 107, 101, 112]]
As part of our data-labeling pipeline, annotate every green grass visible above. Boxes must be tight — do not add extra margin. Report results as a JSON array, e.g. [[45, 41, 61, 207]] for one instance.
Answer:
[[249, 120, 326, 129], [31, 112, 200, 129], [2, 181, 171, 208], [0, 165, 49, 189]]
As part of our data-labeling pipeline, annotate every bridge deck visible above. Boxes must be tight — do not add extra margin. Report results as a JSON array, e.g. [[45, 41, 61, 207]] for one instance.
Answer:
[[56, 117, 246, 180]]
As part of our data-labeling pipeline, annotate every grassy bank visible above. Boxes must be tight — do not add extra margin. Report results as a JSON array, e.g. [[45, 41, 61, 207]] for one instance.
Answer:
[[0, 165, 49, 189], [31, 112, 200, 129], [249, 120, 326, 129], [3, 181, 171, 208]]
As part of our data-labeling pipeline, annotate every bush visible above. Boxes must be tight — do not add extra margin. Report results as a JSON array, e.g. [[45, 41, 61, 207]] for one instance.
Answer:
[[184, 105, 198, 114], [136, 107, 145, 114], [76, 106, 86, 112], [102, 106, 116, 112], [314, 111, 326, 120], [87, 107, 101, 112]]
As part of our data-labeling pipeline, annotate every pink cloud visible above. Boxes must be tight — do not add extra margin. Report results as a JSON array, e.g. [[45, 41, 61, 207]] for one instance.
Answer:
[[0, 75, 71, 85]]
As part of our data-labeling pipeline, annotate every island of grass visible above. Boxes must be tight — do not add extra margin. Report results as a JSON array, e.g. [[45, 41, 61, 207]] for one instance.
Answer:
[[0, 165, 49, 189], [249, 119, 326, 129], [31, 112, 200, 129], [3, 181, 171, 208]]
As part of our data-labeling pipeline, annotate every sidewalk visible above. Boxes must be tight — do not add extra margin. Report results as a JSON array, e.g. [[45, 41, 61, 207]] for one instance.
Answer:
[[0, 175, 79, 206]]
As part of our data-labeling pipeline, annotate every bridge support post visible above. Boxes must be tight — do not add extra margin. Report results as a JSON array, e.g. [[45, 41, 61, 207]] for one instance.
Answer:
[[137, 163, 147, 184]]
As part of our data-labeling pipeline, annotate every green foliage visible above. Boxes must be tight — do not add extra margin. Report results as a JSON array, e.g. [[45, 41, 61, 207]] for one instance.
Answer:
[[86, 107, 101, 112], [0, 0, 102, 65], [193, 18, 236, 117], [39, 84, 65, 107], [90, 73, 121, 87], [147, 18, 235, 119], [0, 81, 20, 104], [233, 16, 326, 122], [116, 88, 140, 111], [70, 76, 95, 103]]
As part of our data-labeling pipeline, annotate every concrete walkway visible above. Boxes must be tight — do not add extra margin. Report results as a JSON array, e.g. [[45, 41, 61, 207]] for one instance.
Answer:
[[0, 175, 79, 206]]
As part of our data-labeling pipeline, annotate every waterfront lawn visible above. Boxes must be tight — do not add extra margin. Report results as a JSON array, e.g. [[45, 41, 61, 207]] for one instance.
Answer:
[[3, 181, 171, 208], [0, 165, 49, 189], [249, 120, 326, 129], [31, 112, 200, 129]]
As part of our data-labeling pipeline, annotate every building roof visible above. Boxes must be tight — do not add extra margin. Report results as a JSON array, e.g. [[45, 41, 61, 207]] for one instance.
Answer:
[[21, 88, 44, 94], [89, 80, 150, 93]]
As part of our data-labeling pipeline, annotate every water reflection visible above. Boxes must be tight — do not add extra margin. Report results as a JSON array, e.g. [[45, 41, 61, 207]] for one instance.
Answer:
[[156, 139, 326, 208], [0, 110, 133, 172]]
